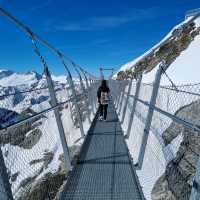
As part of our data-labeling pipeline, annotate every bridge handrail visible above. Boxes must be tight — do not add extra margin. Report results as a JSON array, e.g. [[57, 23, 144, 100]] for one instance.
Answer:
[[127, 93, 200, 133], [112, 64, 200, 199]]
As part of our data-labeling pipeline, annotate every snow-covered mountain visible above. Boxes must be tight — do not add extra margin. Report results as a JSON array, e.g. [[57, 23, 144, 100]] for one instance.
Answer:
[[0, 70, 68, 112], [0, 69, 42, 87], [0, 69, 68, 87]]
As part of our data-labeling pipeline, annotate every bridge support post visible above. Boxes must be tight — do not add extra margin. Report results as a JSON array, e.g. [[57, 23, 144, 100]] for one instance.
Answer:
[[44, 67, 72, 171], [125, 75, 142, 139], [118, 81, 127, 115], [0, 148, 14, 200], [137, 65, 162, 169], [190, 157, 200, 200], [121, 79, 133, 123]]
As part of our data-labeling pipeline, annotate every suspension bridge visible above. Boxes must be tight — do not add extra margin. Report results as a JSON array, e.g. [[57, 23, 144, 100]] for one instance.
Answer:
[[0, 6, 200, 200]]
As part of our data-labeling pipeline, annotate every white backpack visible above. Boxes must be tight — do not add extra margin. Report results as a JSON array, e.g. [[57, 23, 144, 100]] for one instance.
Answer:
[[100, 92, 109, 105]]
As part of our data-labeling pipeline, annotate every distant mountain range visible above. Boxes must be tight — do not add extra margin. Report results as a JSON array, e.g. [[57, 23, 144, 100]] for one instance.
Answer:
[[0, 69, 67, 87]]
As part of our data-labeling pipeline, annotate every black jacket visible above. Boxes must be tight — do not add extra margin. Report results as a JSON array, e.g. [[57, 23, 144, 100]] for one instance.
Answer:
[[97, 86, 110, 102]]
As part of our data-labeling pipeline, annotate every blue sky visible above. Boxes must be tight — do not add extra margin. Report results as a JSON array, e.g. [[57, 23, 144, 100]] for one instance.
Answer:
[[0, 0, 200, 76]]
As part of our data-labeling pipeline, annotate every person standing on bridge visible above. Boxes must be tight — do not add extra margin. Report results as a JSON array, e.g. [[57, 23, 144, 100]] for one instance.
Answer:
[[97, 80, 110, 121]]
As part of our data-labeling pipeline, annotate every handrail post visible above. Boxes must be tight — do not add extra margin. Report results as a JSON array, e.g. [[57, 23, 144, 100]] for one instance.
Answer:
[[109, 80, 118, 104], [137, 65, 163, 169], [57, 54, 85, 138], [121, 79, 133, 123], [44, 67, 72, 171], [74, 67, 91, 124], [82, 71, 94, 120], [68, 76, 85, 137], [190, 157, 200, 200], [89, 78, 95, 115], [0, 148, 14, 200], [114, 81, 121, 106], [31, 39, 72, 170], [93, 80, 98, 111], [116, 81, 123, 109], [126, 75, 142, 138], [118, 81, 127, 115]]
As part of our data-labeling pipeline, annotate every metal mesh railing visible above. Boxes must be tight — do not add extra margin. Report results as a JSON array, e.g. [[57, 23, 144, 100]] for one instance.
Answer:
[[0, 76, 99, 199], [114, 71, 200, 200]]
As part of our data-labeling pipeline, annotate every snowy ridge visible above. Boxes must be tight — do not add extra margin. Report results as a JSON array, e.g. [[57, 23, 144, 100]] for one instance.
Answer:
[[0, 70, 41, 87], [116, 15, 200, 85], [116, 17, 192, 74]]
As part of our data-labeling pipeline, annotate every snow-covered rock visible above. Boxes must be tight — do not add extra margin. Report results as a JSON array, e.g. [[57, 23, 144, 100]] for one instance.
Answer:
[[115, 15, 200, 85], [152, 100, 200, 200]]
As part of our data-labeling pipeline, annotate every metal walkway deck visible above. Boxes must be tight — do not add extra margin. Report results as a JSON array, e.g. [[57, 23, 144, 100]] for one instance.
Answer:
[[61, 103, 144, 200]]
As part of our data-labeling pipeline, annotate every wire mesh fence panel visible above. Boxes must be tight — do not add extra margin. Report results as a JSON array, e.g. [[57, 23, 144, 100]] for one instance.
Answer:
[[92, 80, 101, 110], [1, 109, 68, 200], [126, 100, 148, 163], [0, 147, 13, 200], [150, 111, 200, 200], [137, 130, 166, 200], [118, 93, 127, 118], [139, 83, 154, 102], [55, 85, 69, 104], [135, 82, 200, 200], [117, 78, 200, 200], [0, 76, 81, 199], [121, 89, 135, 130], [0, 77, 100, 199], [116, 80, 128, 113], [155, 83, 200, 117], [109, 80, 123, 105], [0, 177, 9, 200]]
